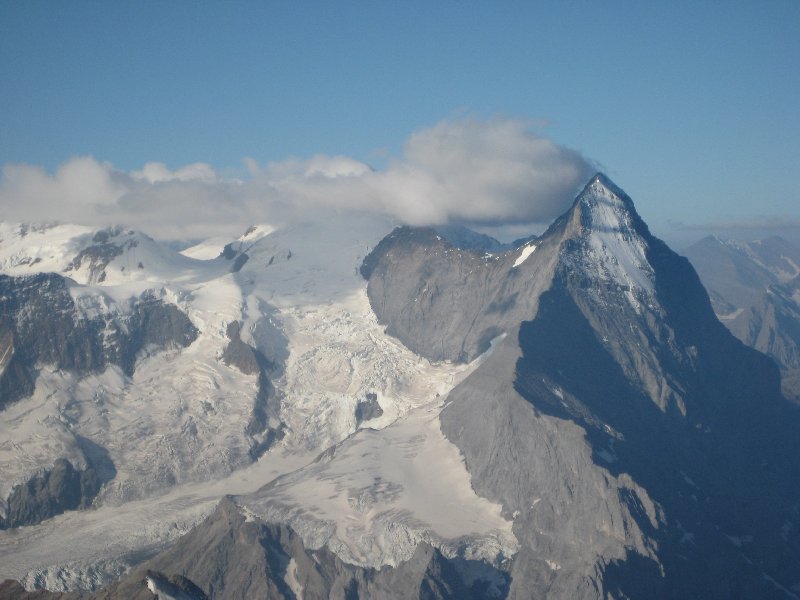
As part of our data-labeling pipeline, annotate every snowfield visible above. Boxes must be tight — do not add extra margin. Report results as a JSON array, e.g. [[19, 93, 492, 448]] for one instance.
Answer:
[[241, 391, 518, 569], [0, 214, 516, 590]]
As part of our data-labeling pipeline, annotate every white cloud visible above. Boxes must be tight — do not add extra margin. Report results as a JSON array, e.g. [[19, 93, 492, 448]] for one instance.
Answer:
[[131, 162, 219, 184], [1, 157, 127, 223], [262, 155, 373, 180], [0, 117, 594, 240], [396, 118, 591, 224]]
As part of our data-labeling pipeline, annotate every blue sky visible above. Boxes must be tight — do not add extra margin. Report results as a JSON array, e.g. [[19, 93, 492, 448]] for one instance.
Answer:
[[1, 1, 798, 245]]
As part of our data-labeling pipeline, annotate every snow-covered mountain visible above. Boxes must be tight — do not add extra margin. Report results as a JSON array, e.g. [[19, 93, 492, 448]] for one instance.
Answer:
[[1, 175, 800, 599], [1, 211, 507, 591]]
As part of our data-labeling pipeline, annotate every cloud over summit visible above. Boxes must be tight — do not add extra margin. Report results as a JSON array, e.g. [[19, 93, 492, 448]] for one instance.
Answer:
[[0, 118, 593, 239]]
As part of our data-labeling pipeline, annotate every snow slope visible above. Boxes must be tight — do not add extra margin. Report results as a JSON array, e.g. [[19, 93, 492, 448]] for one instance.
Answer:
[[241, 339, 517, 569], [0, 212, 516, 590], [573, 175, 655, 310], [512, 243, 537, 268]]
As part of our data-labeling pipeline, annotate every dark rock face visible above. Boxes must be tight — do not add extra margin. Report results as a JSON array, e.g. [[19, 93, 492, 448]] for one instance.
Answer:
[[0, 273, 198, 410], [119, 292, 200, 375], [221, 321, 263, 376], [222, 321, 283, 457], [0, 460, 100, 530], [219, 243, 238, 260], [218, 243, 251, 273], [0, 323, 35, 406], [91, 498, 508, 600], [355, 392, 383, 423], [505, 278, 796, 597], [0, 437, 114, 530], [229, 253, 249, 273]]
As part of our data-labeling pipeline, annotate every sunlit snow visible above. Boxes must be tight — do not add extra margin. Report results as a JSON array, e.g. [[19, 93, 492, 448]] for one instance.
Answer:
[[0, 213, 516, 588], [512, 243, 537, 268], [577, 177, 655, 310]]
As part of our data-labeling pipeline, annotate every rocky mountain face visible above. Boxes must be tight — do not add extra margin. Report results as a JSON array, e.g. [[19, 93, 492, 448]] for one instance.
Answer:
[[685, 235, 800, 402], [0, 272, 198, 410], [431, 225, 536, 254], [359, 225, 558, 364], [363, 174, 800, 597], [0, 459, 100, 530]]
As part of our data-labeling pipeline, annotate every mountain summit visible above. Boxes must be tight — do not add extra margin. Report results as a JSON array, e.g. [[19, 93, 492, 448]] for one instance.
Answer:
[[559, 173, 656, 310]]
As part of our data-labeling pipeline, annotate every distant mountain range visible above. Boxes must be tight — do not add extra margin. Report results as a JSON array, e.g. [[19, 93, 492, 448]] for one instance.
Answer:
[[1, 175, 799, 599], [684, 235, 800, 402]]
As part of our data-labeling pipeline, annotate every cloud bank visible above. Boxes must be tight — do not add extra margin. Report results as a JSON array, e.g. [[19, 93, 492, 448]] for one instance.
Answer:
[[0, 118, 594, 240]]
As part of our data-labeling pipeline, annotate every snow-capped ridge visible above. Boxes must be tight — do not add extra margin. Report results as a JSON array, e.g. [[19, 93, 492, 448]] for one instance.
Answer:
[[0, 221, 233, 286], [238, 224, 275, 242]]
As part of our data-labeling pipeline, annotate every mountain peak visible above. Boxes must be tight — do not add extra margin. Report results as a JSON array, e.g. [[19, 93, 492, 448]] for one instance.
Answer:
[[577, 173, 635, 210], [590, 171, 613, 187], [559, 173, 656, 304], [569, 173, 646, 237]]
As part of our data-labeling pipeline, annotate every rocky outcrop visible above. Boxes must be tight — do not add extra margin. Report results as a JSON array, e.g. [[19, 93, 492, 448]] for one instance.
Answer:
[[218, 243, 250, 273], [355, 392, 383, 423], [65, 227, 133, 284], [0, 435, 116, 530], [146, 572, 208, 600], [222, 321, 283, 457], [0, 273, 198, 410], [360, 226, 560, 363], [0, 460, 100, 530], [89, 497, 508, 600]]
